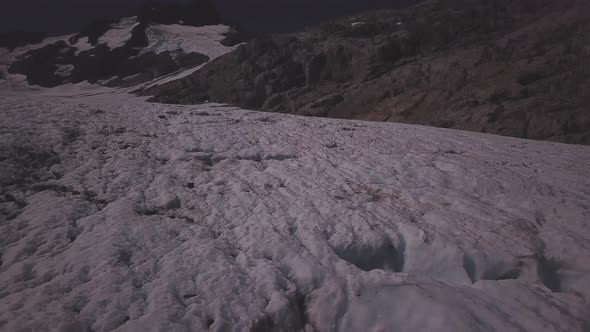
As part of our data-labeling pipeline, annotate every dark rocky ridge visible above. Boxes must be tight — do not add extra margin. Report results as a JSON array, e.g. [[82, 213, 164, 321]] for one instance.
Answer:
[[145, 0, 590, 145], [8, 38, 210, 88]]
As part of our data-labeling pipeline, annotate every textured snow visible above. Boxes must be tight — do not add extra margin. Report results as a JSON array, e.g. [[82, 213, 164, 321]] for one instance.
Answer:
[[144, 24, 236, 59], [0, 88, 589, 332], [139, 25, 237, 89]]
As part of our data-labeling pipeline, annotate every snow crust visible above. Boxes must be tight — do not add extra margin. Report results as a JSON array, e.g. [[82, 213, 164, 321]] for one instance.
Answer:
[[144, 24, 236, 59], [0, 88, 589, 331]]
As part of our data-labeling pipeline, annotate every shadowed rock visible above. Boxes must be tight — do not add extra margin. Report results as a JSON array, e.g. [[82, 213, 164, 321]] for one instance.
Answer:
[[145, 0, 590, 145]]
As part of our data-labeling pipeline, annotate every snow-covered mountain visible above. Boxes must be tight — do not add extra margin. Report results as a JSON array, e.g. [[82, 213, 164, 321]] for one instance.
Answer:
[[1, 1, 590, 331], [0, 86, 589, 331], [146, 0, 590, 145], [0, 15, 239, 89]]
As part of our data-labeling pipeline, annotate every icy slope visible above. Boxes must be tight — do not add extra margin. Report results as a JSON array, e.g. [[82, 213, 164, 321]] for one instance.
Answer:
[[0, 91, 589, 332]]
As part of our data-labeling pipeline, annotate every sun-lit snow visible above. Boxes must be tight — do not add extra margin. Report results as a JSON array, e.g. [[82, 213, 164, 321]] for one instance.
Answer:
[[98, 17, 139, 49], [0, 35, 77, 87], [0, 85, 589, 331], [144, 24, 236, 59], [70, 36, 93, 55]]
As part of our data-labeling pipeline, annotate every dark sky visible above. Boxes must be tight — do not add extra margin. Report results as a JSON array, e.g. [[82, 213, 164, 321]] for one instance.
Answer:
[[0, 0, 416, 35]]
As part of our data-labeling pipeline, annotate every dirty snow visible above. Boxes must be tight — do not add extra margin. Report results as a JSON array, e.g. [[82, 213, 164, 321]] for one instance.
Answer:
[[0, 87, 589, 332]]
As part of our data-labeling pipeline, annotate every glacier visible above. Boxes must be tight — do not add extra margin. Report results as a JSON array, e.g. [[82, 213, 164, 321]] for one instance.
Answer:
[[0, 88, 589, 331]]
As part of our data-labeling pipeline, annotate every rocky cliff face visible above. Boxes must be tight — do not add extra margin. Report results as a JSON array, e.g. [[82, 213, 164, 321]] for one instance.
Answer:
[[145, 0, 590, 144]]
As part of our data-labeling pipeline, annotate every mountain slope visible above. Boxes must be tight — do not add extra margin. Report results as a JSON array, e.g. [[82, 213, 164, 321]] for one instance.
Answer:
[[0, 0, 238, 89], [1, 88, 589, 331], [145, 0, 590, 144]]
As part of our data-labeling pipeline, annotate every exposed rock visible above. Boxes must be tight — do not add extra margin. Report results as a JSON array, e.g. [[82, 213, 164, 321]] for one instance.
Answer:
[[1, 91, 589, 332], [220, 26, 259, 47], [69, 19, 117, 46], [145, 0, 590, 144], [7, 20, 212, 88], [3, 0, 226, 89], [310, 93, 344, 109], [8, 41, 73, 87]]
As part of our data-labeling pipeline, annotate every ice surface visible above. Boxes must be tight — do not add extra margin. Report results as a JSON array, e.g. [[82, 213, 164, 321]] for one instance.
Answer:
[[0, 88, 589, 331]]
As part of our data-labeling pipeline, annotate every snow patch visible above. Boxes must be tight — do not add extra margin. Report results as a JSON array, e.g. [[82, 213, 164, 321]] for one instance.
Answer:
[[1, 86, 589, 332], [98, 17, 138, 49]]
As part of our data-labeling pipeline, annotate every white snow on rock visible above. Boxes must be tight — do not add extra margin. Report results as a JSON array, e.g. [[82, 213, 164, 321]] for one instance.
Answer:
[[138, 24, 238, 90], [0, 88, 589, 331], [98, 17, 139, 49], [71, 35, 94, 55], [0, 21, 237, 92], [138, 61, 206, 89], [144, 24, 236, 59]]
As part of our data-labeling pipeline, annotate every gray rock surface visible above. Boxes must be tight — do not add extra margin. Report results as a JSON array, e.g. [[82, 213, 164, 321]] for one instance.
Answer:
[[145, 0, 590, 144]]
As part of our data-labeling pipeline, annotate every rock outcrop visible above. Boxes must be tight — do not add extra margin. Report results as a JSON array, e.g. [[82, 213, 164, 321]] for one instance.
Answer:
[[7, 34, 209, 88], [146, 0, 590, 144]]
